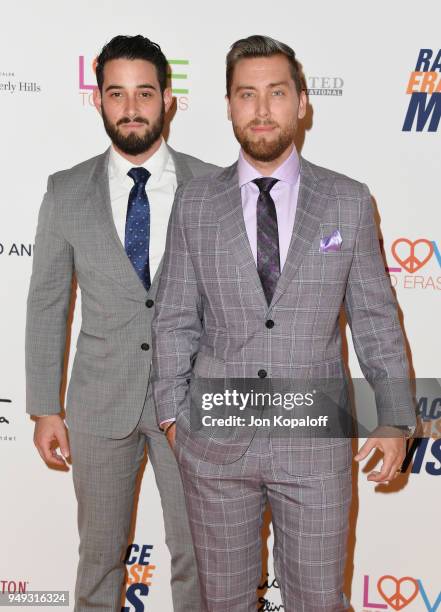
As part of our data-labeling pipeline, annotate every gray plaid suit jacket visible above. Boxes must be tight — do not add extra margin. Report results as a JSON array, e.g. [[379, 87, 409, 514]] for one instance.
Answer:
[[25, 146, 218, 438], [152, 157, 416, 469]]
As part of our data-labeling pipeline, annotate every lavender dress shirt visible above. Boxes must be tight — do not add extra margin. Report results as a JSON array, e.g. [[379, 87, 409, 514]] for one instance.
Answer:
[[237, 145, 300, 271]]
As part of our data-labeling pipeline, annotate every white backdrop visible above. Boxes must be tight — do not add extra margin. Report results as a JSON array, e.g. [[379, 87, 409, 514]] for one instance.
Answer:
[[1, 1, 440, 610]]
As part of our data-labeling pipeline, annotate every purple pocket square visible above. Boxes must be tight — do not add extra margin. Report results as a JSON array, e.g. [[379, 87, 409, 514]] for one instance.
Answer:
[[320, 229, 342, 253]]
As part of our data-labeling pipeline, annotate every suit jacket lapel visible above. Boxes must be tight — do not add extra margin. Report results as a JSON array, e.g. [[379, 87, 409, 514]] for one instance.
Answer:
[[213, 159, 325, 310], [213, 164, 268, 309], [168, 145, 193, 184], [270, 157, 323, 308], [88, 145, 199, 299], [89, 148, 147, 300], [147, 146, 195, 294]]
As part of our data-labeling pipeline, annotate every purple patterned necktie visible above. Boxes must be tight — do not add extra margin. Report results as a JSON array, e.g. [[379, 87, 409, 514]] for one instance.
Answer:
[[253, 177, 280, 305]]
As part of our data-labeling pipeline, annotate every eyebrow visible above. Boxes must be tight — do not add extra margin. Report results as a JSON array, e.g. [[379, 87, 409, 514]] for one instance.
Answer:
[[234, 80, 290, 92], [104, 84, 157, 92], [268, 80, 290, 88], [235, 85, 256, 92]]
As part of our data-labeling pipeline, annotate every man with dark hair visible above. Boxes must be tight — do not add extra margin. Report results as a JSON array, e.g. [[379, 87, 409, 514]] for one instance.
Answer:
[[152, 35, 416, 610], [26, 34, 216, 611], [95, 35, 169, 93]]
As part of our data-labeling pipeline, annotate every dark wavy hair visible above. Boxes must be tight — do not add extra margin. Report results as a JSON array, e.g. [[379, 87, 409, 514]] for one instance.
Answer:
[[95, 34, 168, 93]]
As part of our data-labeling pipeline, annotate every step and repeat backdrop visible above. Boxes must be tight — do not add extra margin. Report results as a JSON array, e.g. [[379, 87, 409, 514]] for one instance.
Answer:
[[1, 1, 440, 611]]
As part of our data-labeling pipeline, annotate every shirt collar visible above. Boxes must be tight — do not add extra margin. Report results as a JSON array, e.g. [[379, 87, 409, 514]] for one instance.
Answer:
[[108, 137, 170, 183], [238, 144, 300, 187]]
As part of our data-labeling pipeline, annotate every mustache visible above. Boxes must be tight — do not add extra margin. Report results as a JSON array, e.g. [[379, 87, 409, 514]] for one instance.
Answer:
[[246, 119, 279, 129], [116, 116, 150, 126]]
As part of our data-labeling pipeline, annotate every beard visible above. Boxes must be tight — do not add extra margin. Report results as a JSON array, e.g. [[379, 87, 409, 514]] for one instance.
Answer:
[[233, 119, 295, 162], [101, 103, 165, 156]]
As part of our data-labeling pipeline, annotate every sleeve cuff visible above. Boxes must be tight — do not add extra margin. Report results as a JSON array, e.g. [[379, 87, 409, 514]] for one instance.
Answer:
[[159, 418, 176, 431]]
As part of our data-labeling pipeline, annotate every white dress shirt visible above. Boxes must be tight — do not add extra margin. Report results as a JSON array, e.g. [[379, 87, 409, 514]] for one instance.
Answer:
[[108, 138, 177, 280]]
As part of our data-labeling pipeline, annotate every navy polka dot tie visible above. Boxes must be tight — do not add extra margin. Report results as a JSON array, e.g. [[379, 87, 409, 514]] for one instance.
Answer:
[[125, 167, 151, 290]]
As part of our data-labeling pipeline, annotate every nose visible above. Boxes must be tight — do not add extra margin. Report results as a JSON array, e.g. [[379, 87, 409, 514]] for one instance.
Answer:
[[256, 93, 270, 119], [124, 92, 139, 119]]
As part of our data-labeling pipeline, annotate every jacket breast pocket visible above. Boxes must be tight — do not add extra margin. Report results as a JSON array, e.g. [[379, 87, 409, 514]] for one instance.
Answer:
[[76, 331, 108, 357]]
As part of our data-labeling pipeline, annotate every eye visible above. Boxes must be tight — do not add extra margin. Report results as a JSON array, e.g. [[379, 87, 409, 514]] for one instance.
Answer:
[[242, 91, 254, 99], [140, 91, 153, 98], [110, 92, 122, 98], [272, 89, 284, 96]]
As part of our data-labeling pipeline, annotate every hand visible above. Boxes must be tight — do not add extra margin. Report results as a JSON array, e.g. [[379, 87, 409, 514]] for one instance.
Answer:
[[354, 426, 407, 484], [165, 422, 176, 450], [33, 415, 70, 469]]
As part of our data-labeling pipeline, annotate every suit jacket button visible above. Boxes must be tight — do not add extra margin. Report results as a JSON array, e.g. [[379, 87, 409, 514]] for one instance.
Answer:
[[145, 299, 154, 308], [141, 343, 150, 351], [258, 369, 267, 378], [265, 320, 275, 329]]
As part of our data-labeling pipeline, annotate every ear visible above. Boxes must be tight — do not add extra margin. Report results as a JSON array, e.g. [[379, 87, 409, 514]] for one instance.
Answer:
[[297, 89, 307, 120], [93, 87, 103, 116], [163, 87, 173, 114], [226, 94, 232, 121]]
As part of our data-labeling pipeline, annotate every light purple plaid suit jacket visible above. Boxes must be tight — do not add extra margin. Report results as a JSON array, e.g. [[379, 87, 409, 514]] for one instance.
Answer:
[[152, 157, 416, 469]]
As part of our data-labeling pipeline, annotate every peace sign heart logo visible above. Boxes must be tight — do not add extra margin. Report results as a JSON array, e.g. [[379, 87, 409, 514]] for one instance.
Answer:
[[377, 575, 419, 610], [392, 238, 434, 273]]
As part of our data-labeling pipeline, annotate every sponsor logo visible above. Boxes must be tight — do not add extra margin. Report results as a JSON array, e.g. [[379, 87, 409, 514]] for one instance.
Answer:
[[418, 393, 441, 431], [0, 242, 34, 257], [383, 238, 441, 290], [306, 76, 344, 96], [403, 49, 441, 132], [0, 69, 41, 95], [258, 573, 283, 611], [363, 574, 440, 610], [167, 59, 189, 96], [403, 437, 441, 476], [0, 580, 28, 594], [0, 398, 15, 442], [0, 397, 11, 424], [122, 543, 156, 611], [400, 392, 441, 476], [79, 56, 189, 111], [256, 573, 348, 610]]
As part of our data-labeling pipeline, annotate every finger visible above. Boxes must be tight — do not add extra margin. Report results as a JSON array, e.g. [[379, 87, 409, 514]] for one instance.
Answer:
[[50, 448, 68, 468], [385, 459, 404, 482], [367, 447, 404, 482], [381, 447, 405, 482], [369, 468, 398, 485], [46, 447, 66, 467], [167, 430, 176, 449], [368, 459, 396, 483], [35, 436, 54, 463], [367, 470, 385, 482], [35, 444, 48, 465], [166, 424, 176, 444], [367, 462, 390, 482], [354, 438, 376, 461], [44, 447, 66, 467], [56, 427, 70, 459], [37, 436, 66, 467]]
